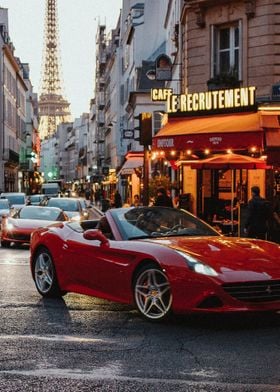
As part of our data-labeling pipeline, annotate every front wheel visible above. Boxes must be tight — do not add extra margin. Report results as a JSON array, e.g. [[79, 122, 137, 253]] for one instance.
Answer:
[[33, 248, 63, 298], [134, 265, 172, 321], [1, 240, 10, 248]]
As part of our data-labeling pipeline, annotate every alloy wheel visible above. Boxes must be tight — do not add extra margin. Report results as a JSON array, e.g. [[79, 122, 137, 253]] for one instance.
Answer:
[[34, 251, 55, 295], [134, 267, 172, 321]]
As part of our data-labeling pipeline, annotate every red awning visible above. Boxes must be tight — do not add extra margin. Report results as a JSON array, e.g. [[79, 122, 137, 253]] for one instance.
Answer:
[[153, 112, 264, 151], [187, 153, 270, 170]]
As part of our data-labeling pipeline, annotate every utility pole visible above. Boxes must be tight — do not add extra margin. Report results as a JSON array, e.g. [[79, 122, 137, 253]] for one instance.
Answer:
[[138, 112, 152, 206]]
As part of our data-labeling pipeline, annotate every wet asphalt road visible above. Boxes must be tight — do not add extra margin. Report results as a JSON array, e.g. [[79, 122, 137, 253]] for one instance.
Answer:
[[0, 245, 280, 392]]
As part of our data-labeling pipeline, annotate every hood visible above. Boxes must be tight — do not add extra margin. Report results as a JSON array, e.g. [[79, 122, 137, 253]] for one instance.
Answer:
[[65, 211, 81, 220], [145, 236, 280, 277], [9, 218, 58, 230]]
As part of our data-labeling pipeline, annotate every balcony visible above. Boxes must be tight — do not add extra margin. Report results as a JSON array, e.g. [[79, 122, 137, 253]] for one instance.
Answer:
[[3, 149, 19, 164]]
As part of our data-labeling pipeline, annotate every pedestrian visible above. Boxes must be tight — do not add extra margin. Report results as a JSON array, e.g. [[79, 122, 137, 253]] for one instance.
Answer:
[[114, 190, 122, 208], [154, 187, 173, 208], [244, 186, 271, 240], [270, 191, 280, 243], [131, 194, 142, 207], [172, 190, 180, 208]]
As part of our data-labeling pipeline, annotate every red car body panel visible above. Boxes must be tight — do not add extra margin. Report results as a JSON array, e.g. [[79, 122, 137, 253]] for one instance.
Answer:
[[30, 216, 280, 315]]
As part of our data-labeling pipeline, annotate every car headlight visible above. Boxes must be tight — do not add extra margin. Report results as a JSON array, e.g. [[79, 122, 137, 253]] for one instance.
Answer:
[[176, 250, 218, 277], [6, 222, 15, 231]]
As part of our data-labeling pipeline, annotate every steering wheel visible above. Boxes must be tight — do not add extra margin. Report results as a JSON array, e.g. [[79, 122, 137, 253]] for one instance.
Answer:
[[169, 224, 185, 232]]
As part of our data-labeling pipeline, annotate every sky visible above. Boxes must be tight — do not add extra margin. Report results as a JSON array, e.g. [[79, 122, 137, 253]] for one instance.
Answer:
[[0, 0, 122, 119]]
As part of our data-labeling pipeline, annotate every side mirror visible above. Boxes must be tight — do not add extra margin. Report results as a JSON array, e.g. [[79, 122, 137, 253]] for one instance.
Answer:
[[83, 229, 109, 247]]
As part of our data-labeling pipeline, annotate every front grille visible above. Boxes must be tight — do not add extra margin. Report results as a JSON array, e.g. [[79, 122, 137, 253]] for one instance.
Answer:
[[223, 280, 280, 303], [9, 233, 30, 241]]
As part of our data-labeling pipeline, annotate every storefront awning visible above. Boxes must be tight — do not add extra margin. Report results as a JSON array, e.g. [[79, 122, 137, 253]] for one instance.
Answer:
[[153, 112, 264, 151], [119, 156, 143, 175]]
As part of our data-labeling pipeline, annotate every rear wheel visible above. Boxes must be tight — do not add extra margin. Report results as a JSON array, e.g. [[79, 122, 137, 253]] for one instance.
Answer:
[[1, 240, 10, 248], [134, 264, 172, 321], [33, 248, 63, 298]]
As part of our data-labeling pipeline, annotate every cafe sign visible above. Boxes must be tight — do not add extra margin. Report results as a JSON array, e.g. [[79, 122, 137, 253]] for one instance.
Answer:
[[151, 86, 256, 115]]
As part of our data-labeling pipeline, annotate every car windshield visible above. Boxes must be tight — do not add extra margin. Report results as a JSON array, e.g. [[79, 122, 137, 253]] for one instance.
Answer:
[[30, 195, 43, 203], [0, 199, 9, 209], [47, 199, 79, 211], [18, 206, 62, 221], [2, 195, 25, 205], [110, 207, 220, 240]]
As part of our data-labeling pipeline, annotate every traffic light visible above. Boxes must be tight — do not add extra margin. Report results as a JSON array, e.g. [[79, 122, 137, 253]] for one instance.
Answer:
[[138, 112, 152, 146]]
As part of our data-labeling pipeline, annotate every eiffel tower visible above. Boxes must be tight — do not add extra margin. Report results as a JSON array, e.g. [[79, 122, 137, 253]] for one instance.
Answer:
[[38, 0, 71, 139]]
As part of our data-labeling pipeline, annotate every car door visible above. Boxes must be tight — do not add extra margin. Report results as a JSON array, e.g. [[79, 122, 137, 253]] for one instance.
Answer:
[[64, 233, 135, 301]]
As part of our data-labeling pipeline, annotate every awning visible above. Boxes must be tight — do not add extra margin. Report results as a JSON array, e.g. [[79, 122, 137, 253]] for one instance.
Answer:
[[265, 129, 280, 147], [153, 112, 264, 151], [119, 156, 143, 175]]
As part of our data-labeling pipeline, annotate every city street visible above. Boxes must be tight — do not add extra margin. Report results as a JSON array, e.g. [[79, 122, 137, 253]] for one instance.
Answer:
[[0, 246, 279, 391]]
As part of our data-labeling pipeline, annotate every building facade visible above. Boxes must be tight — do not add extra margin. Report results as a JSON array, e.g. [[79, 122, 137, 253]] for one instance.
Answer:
[[152, 0, 280, 230]]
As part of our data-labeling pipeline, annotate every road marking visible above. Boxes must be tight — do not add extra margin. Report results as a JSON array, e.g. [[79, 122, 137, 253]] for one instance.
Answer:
[[0, 368, 279, 391], [0, 334, 108, 343]]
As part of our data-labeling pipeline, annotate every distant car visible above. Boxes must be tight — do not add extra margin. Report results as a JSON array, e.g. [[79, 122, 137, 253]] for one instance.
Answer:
[[27, 194, 46, 206], [42, 197, 87, 221], [29, 206, 280, 322], [0, 199, 11, 226], [0, 192, 26, 209], [1, 205, 69, 248]]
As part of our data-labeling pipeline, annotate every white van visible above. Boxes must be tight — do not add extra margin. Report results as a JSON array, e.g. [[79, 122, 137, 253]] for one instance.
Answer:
[[41, 183, 60, 197]]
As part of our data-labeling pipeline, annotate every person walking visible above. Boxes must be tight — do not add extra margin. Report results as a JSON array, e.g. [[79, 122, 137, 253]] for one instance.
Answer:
[[154, 187, 173, 208], [244, 186, 271, 240], [114, 190, 122, 208]]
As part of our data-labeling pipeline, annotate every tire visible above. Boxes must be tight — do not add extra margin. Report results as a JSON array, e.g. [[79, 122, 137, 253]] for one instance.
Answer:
[[32, 248, 63, 298], [1, 240, 10, 248], [134, 264, 172, 321]]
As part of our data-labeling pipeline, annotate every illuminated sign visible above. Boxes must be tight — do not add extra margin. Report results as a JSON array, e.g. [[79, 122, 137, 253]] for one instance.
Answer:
[[151, 86, 256, 114]]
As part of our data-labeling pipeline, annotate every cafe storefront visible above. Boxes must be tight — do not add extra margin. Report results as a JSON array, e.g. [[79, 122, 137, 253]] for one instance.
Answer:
[[152, 86, 279, 233]]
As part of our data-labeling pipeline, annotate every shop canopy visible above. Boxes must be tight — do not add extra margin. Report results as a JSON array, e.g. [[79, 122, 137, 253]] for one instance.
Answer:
[[152, 112, 264, 151], [118, 154, 144, 175], [187, 153, 270, 170]]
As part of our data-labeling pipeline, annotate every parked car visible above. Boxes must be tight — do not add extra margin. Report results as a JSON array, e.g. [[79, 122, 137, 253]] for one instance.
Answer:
[[0, 192, 26, 209], [1, 205, 69, 248], [41, 197, 88, 221], [0, 199, 11, 226], [29, 206, 280, 322]]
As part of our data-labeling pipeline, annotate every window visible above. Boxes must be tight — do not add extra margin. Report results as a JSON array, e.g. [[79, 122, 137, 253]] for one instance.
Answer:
[[211, 22, 241, 80]]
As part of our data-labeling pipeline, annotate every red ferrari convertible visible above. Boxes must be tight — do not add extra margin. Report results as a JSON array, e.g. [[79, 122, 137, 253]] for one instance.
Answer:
[[1, 205, 69, 247], [29, 206, 280, 321]]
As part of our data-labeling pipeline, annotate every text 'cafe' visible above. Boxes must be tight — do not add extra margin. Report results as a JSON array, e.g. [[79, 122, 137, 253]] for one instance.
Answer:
[[151, 86, 280, 223]]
